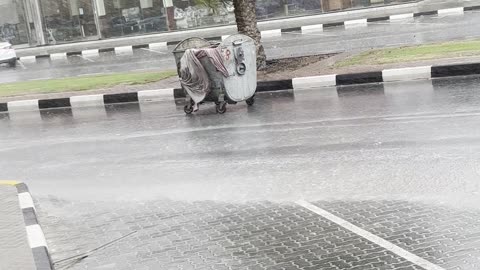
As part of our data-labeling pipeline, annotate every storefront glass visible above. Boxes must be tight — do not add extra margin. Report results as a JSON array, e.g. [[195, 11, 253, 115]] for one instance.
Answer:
[[256, 0, 414, 20], [0, 0, 30, 45], [3, 0, 416, 46], [171, 0, 235, 30], [97, 0, 168, 38], [40, 0, 99, 43]]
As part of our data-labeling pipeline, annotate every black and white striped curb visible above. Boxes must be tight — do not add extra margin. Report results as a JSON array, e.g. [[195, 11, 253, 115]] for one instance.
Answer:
[[17, 5, 480, 62], [271, 6, 480, 34], [173, 62, 480, 98], [1, 62, 479, 113], [290, 62, 480, 89], [18, 43, 167, 62], [0, 89, 174, 113], [14, 182, 54, 270]]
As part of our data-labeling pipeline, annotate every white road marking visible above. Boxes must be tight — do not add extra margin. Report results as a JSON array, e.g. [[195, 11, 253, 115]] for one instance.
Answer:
[[296, 200, 446, 270], [73, 54, 95, 63], [140, 47, 166, 54]]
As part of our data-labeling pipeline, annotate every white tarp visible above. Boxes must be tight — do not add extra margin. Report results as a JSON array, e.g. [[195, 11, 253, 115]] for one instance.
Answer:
[[179, 47, 228, 108]]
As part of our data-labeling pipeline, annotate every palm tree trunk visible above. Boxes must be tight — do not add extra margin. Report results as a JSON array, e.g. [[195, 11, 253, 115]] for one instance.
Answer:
[[232, 0, 267, 70]]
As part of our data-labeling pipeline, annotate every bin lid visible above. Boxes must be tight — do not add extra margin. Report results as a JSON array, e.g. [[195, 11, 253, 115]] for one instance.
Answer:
[[172, 37, 211, 53]]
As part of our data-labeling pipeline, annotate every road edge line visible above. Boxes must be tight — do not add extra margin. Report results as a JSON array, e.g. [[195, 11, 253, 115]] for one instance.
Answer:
[[295, 200, 446, 270]]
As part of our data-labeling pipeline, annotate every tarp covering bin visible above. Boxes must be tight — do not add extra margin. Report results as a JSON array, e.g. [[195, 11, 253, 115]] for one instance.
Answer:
[[172, 34, 257, 114]]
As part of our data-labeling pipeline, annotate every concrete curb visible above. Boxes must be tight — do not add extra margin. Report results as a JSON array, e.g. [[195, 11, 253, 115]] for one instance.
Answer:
[[292, 62, 480, 89], [1, 89, 174, 113], [16, 5, 480, 61], [0, 181, 54, 270], [1, 62, 480, 113], [173, 62, 480, 98]]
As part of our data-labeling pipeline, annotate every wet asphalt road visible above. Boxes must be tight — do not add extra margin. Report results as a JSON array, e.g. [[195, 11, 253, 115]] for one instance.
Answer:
[[1, 10, 479, 83], [1, 76, 480, 205], [2, 77, 480, 269]]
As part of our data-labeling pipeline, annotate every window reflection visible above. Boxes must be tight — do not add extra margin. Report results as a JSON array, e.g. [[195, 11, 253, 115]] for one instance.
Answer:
[[1, 0, 414, 46]]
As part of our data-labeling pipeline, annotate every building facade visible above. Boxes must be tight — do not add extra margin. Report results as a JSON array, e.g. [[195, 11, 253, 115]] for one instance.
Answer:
[[0, 0, 413, 46]]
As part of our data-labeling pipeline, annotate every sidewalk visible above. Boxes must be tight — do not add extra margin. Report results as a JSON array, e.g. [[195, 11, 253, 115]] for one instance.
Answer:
[[14, 0, 480, 58], [0, 183, 36, 270]]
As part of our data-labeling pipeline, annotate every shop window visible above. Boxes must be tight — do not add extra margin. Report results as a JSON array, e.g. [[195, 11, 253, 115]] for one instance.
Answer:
[[0, 0, 29, 44]]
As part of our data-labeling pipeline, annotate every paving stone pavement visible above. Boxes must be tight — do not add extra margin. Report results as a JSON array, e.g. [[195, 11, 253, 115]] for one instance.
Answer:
[[314, 200, 480, 270], [35, 198, 428, 270], [0, 185, 36, 270]]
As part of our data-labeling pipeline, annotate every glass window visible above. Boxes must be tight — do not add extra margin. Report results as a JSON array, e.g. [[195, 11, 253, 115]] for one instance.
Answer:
[[2, 0, 417, 45], [98, 0, 167, 38], [0, 0, 30, 44], [170, 0, 234, 30], [40, 0, 99, 43]]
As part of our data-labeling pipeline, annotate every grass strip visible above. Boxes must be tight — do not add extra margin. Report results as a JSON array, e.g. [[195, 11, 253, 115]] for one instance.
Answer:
[[0, 70, 177, 97]]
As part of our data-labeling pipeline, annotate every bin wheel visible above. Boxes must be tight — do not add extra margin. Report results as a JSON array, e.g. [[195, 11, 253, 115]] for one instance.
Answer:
[[9, 59, 16, 68], [184, 105, 194, 114], [216, 102, 227, 114], [246, 96, 255, 106], [184, 98, 195, 114]]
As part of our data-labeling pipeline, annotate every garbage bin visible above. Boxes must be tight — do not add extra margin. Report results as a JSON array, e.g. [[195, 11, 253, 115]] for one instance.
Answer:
[[172, 34, 257, 114]]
